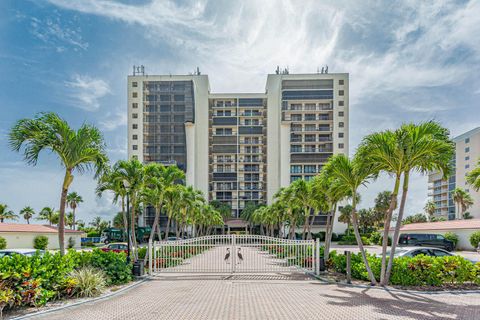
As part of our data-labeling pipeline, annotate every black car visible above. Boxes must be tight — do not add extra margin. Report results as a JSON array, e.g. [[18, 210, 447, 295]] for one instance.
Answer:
[[398, 233, 454, 251]]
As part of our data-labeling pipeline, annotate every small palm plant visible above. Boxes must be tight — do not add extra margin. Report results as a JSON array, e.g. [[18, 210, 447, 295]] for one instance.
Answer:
[[69, 267, 106, 297]]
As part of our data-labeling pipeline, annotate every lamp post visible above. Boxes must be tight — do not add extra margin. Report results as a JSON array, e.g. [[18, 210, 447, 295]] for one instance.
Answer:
[[123, 180, 131, 264]]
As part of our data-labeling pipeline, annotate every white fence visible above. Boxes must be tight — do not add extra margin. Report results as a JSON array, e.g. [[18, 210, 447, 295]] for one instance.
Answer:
[[148, 235, 319, 275]]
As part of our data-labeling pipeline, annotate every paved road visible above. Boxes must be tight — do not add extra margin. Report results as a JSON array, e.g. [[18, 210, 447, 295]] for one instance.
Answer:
[[29, 277, 480, 320]]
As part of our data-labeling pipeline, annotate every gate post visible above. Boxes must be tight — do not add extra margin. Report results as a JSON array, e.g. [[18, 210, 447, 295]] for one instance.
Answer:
[[315, 238, 320, 275], [231, 234, 236, 273], [148, 239, 153, 276]]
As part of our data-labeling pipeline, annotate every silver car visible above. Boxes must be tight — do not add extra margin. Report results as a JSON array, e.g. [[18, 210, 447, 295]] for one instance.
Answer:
[[0, 249, 45, 258]]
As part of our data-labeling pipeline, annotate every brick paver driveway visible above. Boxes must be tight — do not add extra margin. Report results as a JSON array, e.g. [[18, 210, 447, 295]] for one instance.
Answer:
[[30, 276, 480, 320]]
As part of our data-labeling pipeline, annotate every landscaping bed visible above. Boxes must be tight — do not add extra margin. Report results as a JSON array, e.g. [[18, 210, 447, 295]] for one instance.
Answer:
[[0, 249, 133, 318], [324, 250, 480, 291]]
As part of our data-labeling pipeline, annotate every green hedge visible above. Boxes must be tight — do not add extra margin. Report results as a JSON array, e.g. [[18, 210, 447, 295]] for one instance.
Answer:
[[327, 250, 480, 286], [0, 249, 132, 313], [470, 231, 480, 248], [0, 236, 6, 249], [33, 235, 49, 250], [444, 232, 459, 249]]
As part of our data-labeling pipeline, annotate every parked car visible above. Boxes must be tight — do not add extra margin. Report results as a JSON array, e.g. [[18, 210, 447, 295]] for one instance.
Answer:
[[0, 249, 45, 258], [100, 243, 129, 254], [388, 247, 454, 258], [398, 233, 454, 251]]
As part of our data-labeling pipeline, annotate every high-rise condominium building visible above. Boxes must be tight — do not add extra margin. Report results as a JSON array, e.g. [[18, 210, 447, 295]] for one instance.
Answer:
[[427, 127, 480, 220], [128, 70, 349, 233]]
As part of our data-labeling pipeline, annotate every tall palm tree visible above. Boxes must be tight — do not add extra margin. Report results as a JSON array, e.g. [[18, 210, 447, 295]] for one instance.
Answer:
[[9, 112, 108, 255], [424, 200, 436, 221], [323, 153, 378, 285], [113, 159, 145, 257], [0, 204, 18, 223], [38, 206, 56, 226], [337, 205, 353, 234], [66, 192, 83, 230], [384, 121, 454, 285], [163, 184, 182, 240], [289, 179, 314, 240], [451, 187, 473, 219], [358, 129, 404, 285], [274, 186, 299, 239], [20, 206, 35, 224]]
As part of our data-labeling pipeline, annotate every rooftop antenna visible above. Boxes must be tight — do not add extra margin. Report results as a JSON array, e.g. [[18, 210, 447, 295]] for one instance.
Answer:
[[133, 65, 145, 76], [325, 65, 328, 74], [321, 67, 324, 74], [275, 66, 280, 74]]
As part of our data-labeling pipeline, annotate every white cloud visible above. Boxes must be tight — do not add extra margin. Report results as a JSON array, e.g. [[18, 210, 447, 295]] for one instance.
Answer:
[[46, 0, 480, 216], [64, 74, 111, 111], [30, 15, 89, 51]]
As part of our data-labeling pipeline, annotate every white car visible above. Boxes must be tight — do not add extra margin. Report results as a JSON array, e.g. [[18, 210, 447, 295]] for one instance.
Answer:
[[388, 247, 453, 258], [0, 249, 45, 258]]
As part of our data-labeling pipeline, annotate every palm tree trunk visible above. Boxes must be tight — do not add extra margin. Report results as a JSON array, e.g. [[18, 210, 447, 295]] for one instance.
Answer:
[[384, 172, 409, 286], [380, 175, 400, 285], [308, 212, 316, 240], [164, 214, 172, 240], [324, 206, 336, 261], [351, 196, 377, 285], [130, 198, 138, 261], [72, 208, 76, 230], [59, 169, 73, 256], [302, 208, 309, 240]]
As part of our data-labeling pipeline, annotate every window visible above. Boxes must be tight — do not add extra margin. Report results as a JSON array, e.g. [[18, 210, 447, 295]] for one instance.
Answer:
[[305, 134, 316, 142], [132, 82, 138, 87], [465, 156, 470, 161], [291, 145, 302, 152], [339, 122, 344, 128], [174, 105, 185, 112], [305, 114, 316, 121], [174, 95, 185, 102], [160, 95, 170, 102], [465, 138, 470, 143], [338, 143, 344, 149], [291, 114, 302, 121], [338, 132, 344, 138], [290, 165, 302, 173], [338, 111, 344, 117], [174, 115, 185, 122], [338, 101, 344, 107], [132, 113, 138, 119], [132, 135, 138, 140], [132, 124, 138, 129], [132, 92, 138, 98], [339, 79, 344, 85], [466, 164, 470, 169], [304, 165, 316, 173], [132, 103, 138, 109], [132, 145, 138, 150], [290, 176, 301, 183], [338, 90, 344, 96], [465, 147, 470, 153]]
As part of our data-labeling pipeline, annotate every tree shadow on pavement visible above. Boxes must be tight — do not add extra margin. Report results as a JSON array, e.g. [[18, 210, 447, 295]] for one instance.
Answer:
[[322, 286, 480, 320]]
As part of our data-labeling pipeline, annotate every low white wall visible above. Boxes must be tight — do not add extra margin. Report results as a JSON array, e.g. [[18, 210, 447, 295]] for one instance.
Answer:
[[0, 232, 83, 250], [388, 229, 478, 250]]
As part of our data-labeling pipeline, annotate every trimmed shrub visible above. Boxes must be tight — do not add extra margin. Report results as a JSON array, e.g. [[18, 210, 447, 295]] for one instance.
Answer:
[[327, 250, 480, 286], [368, 231, 382, 245], [0, 236, 6, 249], [69, 267, 106, 297], [444, 232, 459, 249], [68, 237, 76, 249], [470, 231, 480, 248], [33, 235, 49, 250]]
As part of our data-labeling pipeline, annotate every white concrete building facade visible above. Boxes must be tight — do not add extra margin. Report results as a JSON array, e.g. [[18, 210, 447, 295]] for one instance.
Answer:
[[128, 71, 349, 233]]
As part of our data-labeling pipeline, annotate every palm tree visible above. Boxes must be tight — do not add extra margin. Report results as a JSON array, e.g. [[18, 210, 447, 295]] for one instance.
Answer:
[[274, 186, 299, 239], [467, 159, 480, 191], [112, 159, 145, 257], [384, 121, 453, 285], [338, 205, 352, 234], [424, 200, 436, 221], [323, 153, 378, 285], [164, 184, 182, 240], [38, 206, 56, 226], [452, 187, 473, 219], [289, 179, 314, 240], [20, 206, 35, 224], [0, 204, 18, 223], [66, 192, 83, 230], [9, 112, 108, 255], [66, 212, 75, 229], [358, 129, 404, 285]]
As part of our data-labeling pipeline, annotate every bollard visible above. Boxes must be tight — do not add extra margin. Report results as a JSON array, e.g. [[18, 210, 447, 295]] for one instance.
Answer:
[[315, 238, 320, 275], [148, 240, 153, 276], [345, 250, 351, 284]]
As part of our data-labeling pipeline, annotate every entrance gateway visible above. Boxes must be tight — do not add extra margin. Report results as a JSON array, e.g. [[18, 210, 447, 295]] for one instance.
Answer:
[[148, 235, 320, 275]]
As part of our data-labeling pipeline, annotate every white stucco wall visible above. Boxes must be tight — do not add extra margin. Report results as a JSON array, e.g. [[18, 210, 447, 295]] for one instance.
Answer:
[[0, 232, 84, 250]]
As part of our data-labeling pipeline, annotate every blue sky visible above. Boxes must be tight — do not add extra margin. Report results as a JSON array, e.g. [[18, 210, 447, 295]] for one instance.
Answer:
[[1, 0, 479, 224]]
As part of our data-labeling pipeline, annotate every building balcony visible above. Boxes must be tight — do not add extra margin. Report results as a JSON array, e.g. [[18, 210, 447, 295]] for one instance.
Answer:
[[291, 147, 333, 153]]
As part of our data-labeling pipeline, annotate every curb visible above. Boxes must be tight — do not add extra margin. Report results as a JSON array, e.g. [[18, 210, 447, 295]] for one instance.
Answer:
[[11, 277, 149, 320], [311, 274, 480, 295]]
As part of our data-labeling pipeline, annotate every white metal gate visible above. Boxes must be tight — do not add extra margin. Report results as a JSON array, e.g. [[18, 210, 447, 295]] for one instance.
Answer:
[[148, 235, 319, 275]]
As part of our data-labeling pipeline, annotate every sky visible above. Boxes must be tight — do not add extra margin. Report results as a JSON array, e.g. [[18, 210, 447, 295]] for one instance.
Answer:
[[0, 0, 479, 225]]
